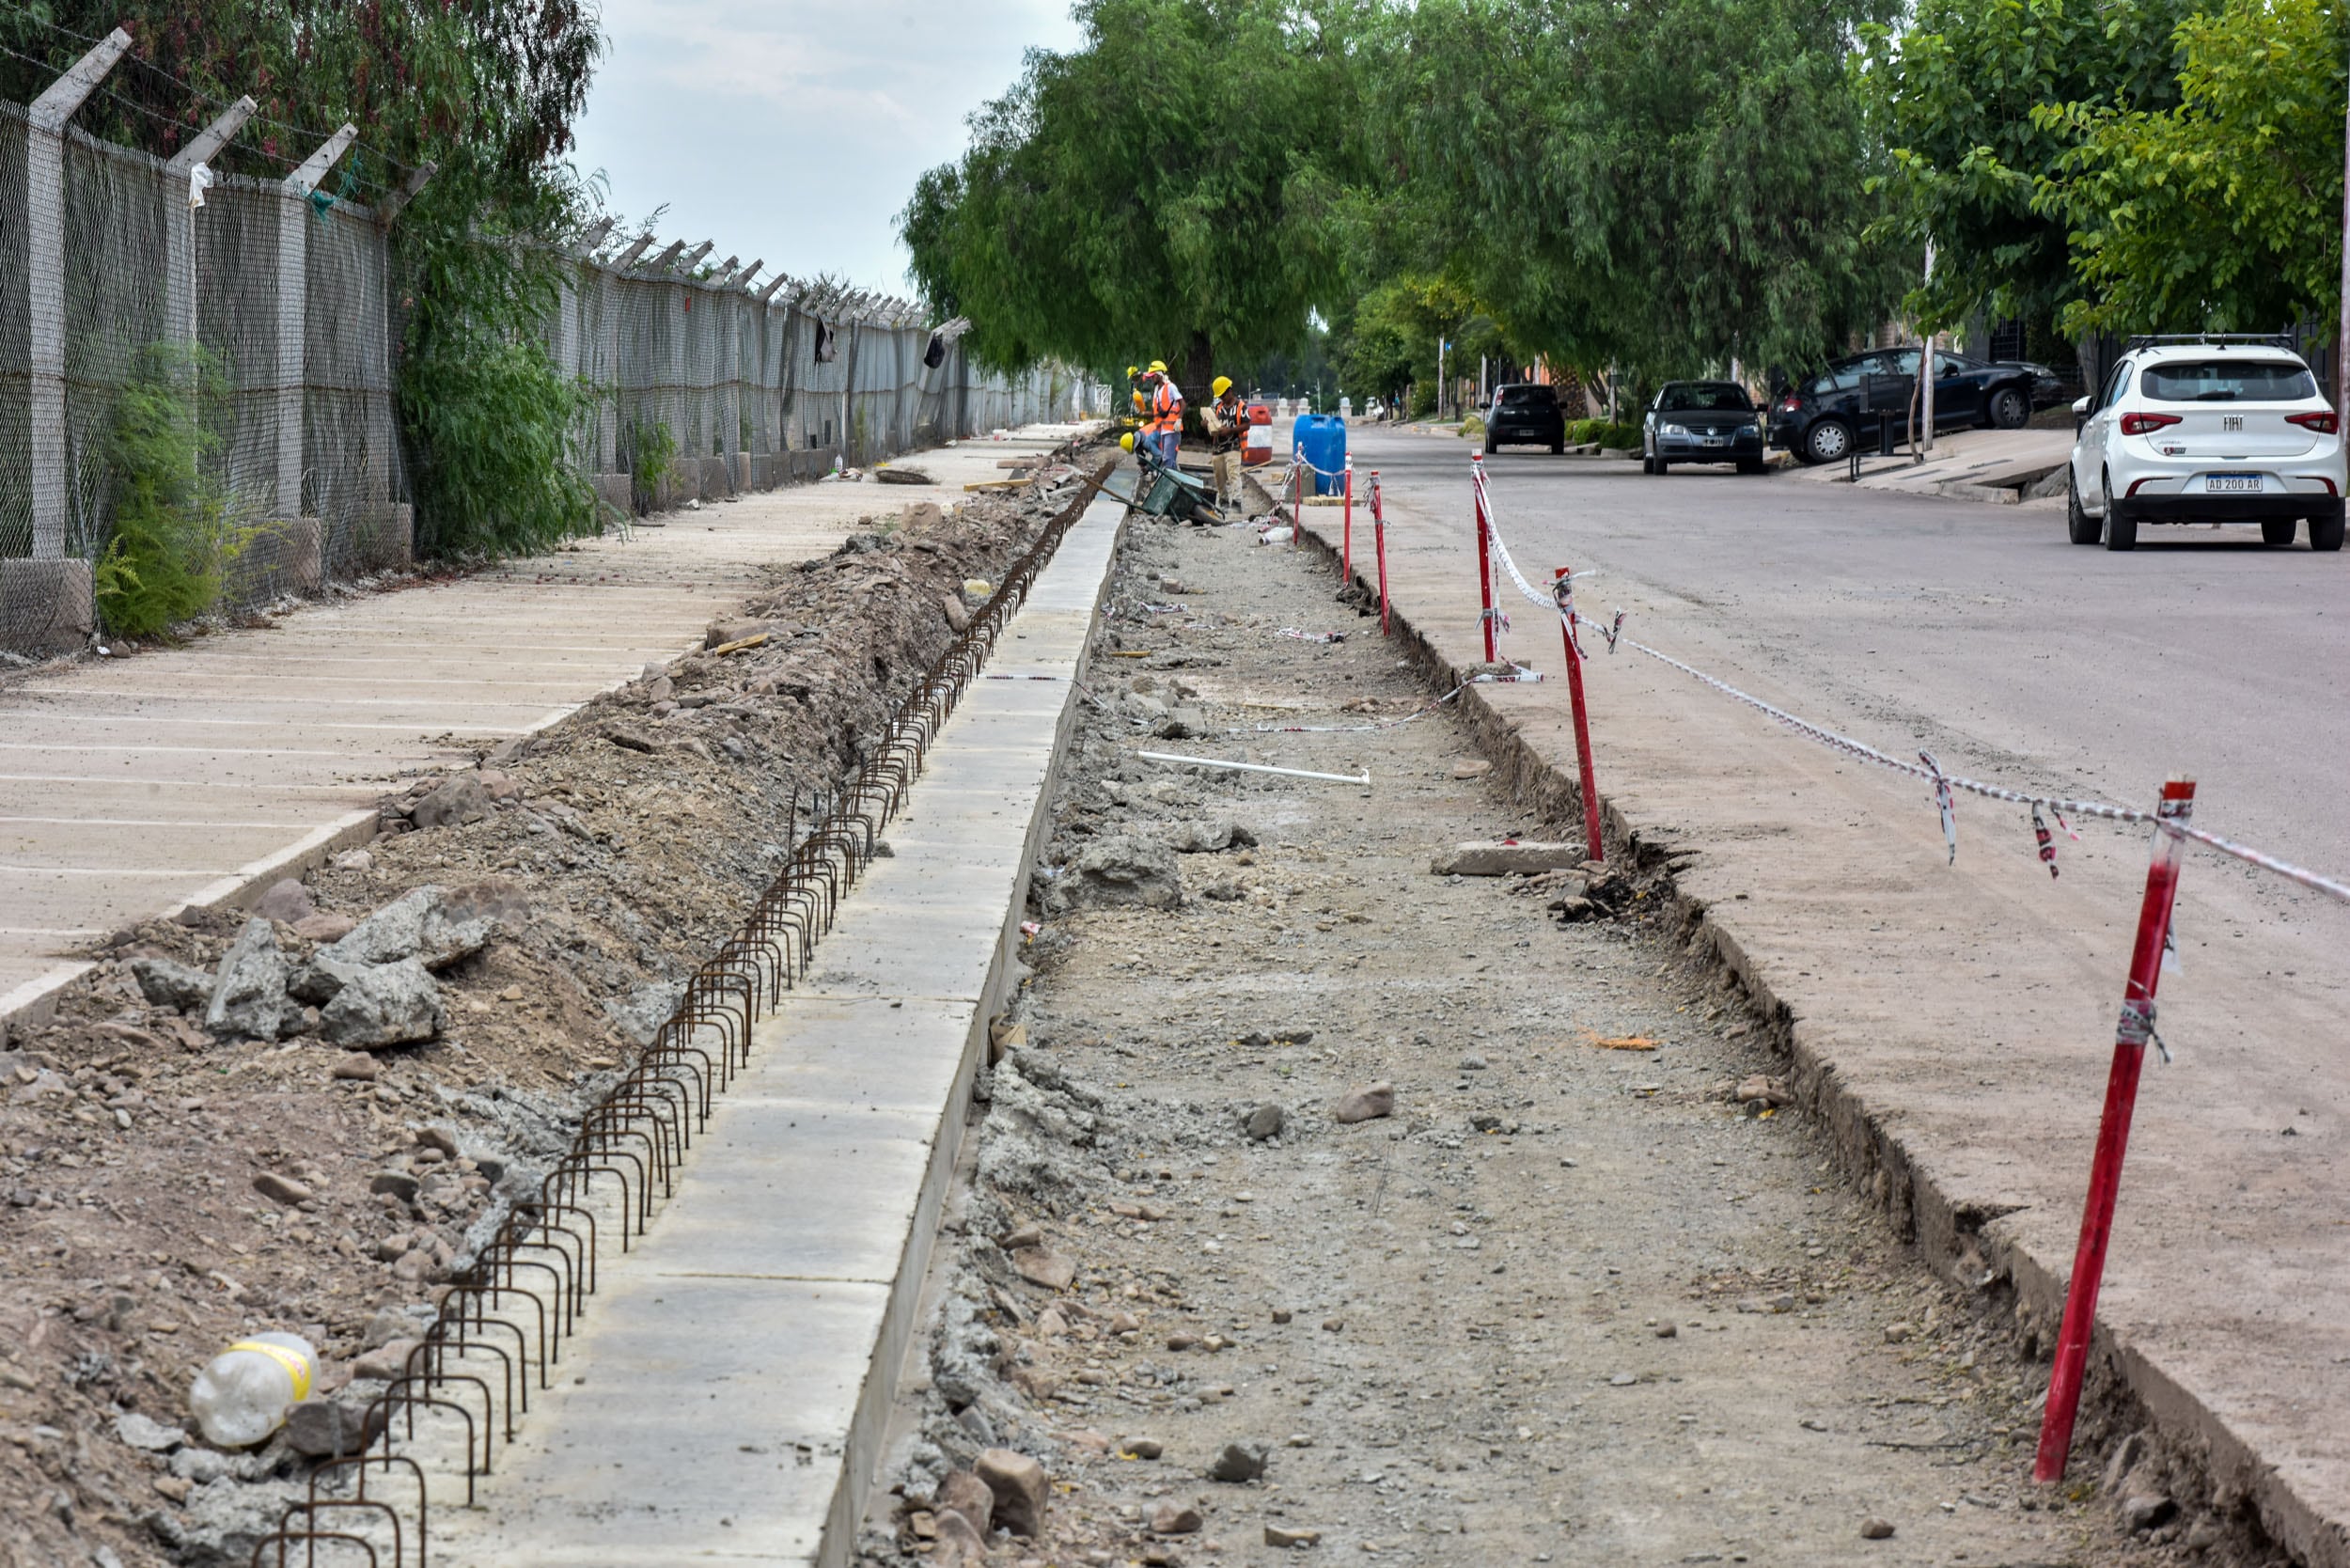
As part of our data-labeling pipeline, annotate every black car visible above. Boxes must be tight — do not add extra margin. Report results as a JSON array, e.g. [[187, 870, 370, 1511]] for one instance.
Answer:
[[1482, 383, 1565, 453], [1642, 382, 1767, 474], [1770, 349, 2069, 464]]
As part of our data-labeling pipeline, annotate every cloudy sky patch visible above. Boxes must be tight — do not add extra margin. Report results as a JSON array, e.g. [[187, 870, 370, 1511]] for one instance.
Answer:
[[571, 0, 1081, 296]]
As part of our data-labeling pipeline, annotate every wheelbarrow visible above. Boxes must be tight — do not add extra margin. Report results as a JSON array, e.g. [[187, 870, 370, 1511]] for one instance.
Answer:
[[1099, 442, 1225, 524]]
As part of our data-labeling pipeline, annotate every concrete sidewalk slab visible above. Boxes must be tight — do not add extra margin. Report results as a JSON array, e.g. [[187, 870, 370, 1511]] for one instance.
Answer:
[[432, 490, 1120, 1568], [0, 427, 1093, 1026], [1299, 455, 2350, 1567]]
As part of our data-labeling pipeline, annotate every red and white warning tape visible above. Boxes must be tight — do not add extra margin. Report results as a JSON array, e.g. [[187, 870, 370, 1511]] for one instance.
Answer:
[[1469, 467, 2350, 904]]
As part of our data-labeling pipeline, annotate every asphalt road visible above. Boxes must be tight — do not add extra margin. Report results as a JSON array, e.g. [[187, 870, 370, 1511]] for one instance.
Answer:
[[1356, 426, 2350, 903]]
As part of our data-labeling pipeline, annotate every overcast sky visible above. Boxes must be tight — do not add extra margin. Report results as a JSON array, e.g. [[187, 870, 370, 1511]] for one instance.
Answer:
[[570, 0, 1082, 299]]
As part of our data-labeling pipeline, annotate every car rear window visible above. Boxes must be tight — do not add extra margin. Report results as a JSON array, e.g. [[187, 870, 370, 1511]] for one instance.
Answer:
[[1498, 386, 1558, 407], [1658, 383, 1752, 412], [2140, 360, 2317, 402]]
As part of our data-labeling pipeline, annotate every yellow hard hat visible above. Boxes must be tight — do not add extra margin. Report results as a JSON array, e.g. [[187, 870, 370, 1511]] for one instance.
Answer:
[[1120, 432, 1136, 452], [1212, 375, 1232, 397], [1125, 366, 1139, 378], [1148, 360, 1167, 373]]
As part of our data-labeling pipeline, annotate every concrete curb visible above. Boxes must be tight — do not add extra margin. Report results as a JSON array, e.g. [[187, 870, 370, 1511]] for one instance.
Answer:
[[1290, 510, 2348, 1568]]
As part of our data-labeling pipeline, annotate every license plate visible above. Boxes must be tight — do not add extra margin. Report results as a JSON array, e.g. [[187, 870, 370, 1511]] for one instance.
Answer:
[[2204, 473, 2263, 494], [1701, 436, 1726, 447]]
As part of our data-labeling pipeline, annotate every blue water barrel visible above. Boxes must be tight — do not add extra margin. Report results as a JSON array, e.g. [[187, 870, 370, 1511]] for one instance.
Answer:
[[1292, 415, 1349, 495]]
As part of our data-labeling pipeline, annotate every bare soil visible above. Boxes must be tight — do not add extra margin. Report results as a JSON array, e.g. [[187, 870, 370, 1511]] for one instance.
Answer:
[[0, 471, 1089, 1568], [867, 510, 2275, 1566]]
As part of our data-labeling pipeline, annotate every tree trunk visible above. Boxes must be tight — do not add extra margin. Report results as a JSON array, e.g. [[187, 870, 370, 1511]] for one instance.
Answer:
[[1182, 330, 1214, 439]]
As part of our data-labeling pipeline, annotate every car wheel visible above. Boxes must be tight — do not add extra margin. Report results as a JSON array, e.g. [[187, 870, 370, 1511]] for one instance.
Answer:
[[1482, 437, 1496, 456], [2261, 517, 2297, 548], [2066, 469, 2100, 545], [1652, 459, 1669, 476], [1640, 454, 1655, 475], [1990, 386, 2029, 430], [1736, 458, 1766, 475], [2312, 513, 2346, 552], [2102, 476, 2138, 551], [1550, 438, 1565, 454], [1804, 418, 1853, 464]]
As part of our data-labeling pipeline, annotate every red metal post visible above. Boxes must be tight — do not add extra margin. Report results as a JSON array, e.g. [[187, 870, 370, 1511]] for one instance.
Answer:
[[2032, 776, 2197, 1483], [1342, 457, 1355, 579], [1371, 470, 1389, 636], [1553, 568, 1605, 865], [1472, 457, 1497, 663]]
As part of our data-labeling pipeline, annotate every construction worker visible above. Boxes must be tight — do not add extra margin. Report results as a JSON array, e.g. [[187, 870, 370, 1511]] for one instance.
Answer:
[[1204, 375, 1245, 511], [1145, 360, 1183, 465], [1126, 366, 1147, 428]]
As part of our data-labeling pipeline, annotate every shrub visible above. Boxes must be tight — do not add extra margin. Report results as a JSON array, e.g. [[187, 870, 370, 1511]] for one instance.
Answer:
[[629, 418, 678, 514], [92, 345, 251, 637]]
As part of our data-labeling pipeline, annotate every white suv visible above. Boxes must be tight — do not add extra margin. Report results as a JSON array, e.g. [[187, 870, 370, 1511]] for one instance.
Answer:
[[2067, 337, 2344, 552]]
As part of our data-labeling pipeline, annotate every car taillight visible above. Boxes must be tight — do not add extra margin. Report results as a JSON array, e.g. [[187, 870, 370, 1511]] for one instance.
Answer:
[[1775, 395, 1800, 414], [2286, 410, 2341, 434], [2118, 412, 2183, 436]]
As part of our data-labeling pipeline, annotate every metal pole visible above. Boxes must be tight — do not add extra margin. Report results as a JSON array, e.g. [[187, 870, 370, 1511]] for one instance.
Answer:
[[1371, 469, 1389, 636], [1471, 455, 1497, 663], [1342, 455, 1354, 579], [2339, 41, 2350, 424], [1554, 568, 1605, 865], [2032, 777, 2196, 1483]]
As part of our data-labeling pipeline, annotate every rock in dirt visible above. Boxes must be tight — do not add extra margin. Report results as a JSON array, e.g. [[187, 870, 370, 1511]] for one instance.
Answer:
[[930, 1508, 988, 1568], [1051, 834, 1183, 911], [934, 1468, 995, 1535], [282, 1393, 386, 1457], [328, 885, 501, 970], [410, 772, 494, 829], [1011, 1247, 1076, 1291], [320, 959, 445, 1049], [604, 723, 658, 753], [1332, 1082, 1395, 1123], [1152, 1503, 1204, 1534], [154, 1476, 308, 1568], [1736, 1074, 1791, 1108], [1209, 1441, 1269, 1482], [1450, 760, 1493, 780], [288, 949, 368, 1006], [291, 912, 357, 943], [132, 955, 213, 1012], [251, 1172, 312, 1206], [352, 1340, 419, 1381], [975, 1448, 1048, 1535], [1265, 1525, 1322, 1547], [116, 1411, 186, 1452], [330, 1054, 380, 1082], [1167, 819, 1257, 854], [942, 594, 971, 633], [1245, 1104, 1285, 1141], [204, 918, 296, 1041], [2123, 1495, 2178, 1533], [1431, 841, 1587, 877], [250, 878, 314, 924], [1859, 1517, 1896, 1540]]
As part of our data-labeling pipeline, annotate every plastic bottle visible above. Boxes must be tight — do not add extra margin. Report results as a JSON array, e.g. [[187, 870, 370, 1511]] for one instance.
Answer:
[[188, 1332, 317, 1448]]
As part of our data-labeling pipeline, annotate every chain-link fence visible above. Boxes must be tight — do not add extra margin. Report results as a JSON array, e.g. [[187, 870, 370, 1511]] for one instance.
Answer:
[[1, 80, 1087, 661]]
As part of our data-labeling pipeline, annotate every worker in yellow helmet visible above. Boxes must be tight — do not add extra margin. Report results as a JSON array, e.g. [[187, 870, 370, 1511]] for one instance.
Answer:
[[1126, 366, 1147, 425], [1203, 374, 1246, 512], [1142, 361, 1184, 467]]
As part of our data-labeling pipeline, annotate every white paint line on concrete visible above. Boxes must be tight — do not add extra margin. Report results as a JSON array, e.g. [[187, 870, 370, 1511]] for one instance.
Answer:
[[0, 775, 376, 792], [0, 816, 319, 829]]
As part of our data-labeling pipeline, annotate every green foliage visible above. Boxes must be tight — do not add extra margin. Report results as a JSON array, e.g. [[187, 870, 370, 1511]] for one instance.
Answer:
[[1364, 0, 1906, 377], [1567, 418, 1640, 448], [2032, 0, 2347, 337], [1856, 0, 2194, 331], [1331, 275, 1517, 408], [901, 0, 1369, 388], [630, 419, 679, 514], [93, 345, 250, 636], [1459, 414, 1485, 439]]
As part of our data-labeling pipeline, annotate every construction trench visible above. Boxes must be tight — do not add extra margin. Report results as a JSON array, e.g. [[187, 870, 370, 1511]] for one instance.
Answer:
[[0, 442, 2299, 1568]]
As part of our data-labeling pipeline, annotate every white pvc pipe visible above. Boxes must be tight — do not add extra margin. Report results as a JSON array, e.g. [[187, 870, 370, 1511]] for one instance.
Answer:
[[1138, 751, 1370, 785]]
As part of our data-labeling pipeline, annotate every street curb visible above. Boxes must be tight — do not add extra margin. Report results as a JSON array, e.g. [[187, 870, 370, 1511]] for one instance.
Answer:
[[1289, 513, 2343, 1568]]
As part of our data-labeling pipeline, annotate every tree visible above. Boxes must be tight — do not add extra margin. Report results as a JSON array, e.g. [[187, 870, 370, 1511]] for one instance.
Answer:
[[1856, 0, 2195, 333], [900, 0, 1367, 394], [2032, 0, 2347, 337], [1331, 275, 1515, 414], [1361, 0, 1905, 378]]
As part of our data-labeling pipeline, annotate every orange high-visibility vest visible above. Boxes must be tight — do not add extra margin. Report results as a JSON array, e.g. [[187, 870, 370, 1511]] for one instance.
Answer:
[[1151, 379, 1184, 434]]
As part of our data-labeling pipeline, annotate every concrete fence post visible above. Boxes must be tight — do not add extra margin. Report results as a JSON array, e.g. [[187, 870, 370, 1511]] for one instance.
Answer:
[[276, 123, 356, 518], [24, 26, 131, 557], [162, 96, 255, 353]]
